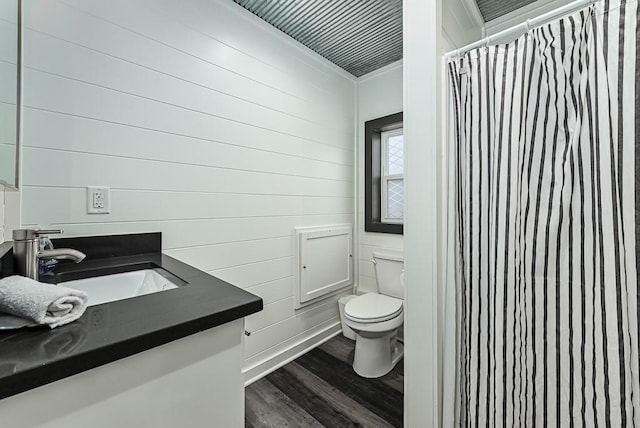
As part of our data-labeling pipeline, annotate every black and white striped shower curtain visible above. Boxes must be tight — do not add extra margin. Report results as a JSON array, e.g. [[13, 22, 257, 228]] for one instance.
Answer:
[[445, 1, 640, 425]]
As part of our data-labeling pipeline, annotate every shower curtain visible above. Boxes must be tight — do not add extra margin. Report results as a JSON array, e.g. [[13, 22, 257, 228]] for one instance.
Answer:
[[445, 1, 640, 426]]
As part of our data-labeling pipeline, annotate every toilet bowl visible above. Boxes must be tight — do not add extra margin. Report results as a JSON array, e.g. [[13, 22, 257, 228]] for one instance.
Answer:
[[344, 251, 404, 378]]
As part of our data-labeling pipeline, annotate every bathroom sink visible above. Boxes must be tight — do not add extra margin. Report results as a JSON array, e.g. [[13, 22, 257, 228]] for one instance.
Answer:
[[62, 268, 184, 306]]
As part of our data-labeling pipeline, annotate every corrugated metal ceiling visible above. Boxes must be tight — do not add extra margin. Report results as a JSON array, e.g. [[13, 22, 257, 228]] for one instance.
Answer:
[[476, 0, 537, 22], [232, 0, 403, 78], [233, 0, 543, 75]]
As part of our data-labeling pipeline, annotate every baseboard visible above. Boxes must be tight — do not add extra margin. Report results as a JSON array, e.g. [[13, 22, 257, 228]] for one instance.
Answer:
[[243, 321, 342, 386]]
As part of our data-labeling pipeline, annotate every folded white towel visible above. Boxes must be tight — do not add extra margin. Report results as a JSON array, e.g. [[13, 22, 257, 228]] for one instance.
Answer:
[[0, 276, 88, 328]]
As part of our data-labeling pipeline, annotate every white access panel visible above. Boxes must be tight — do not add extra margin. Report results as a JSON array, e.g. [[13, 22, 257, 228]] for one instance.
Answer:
[[294, 225, 353, 308]]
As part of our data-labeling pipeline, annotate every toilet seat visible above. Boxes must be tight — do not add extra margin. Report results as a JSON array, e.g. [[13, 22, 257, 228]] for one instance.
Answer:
[[344, 293, 403, 323]]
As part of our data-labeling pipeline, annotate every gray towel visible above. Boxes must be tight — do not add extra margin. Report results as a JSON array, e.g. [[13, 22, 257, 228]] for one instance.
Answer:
[[0, 276, 88, 328]]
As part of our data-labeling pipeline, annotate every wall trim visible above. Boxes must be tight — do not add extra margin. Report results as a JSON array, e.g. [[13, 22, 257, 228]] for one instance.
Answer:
[[442, 0, 485, 54], [441, 28, 459, 51], [460, 0, 486, 29], [243, 321, 342, 386], [357, 60, 403, 83]]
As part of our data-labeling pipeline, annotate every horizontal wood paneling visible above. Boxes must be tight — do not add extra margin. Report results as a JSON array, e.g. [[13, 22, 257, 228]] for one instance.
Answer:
[[23, 71, 352, 165], [0, 10, 17, 65], [246, 288, 349, 334], [244, 299, 342, 359], [356, 65, 404, 294], [0, 14, 17, 191], [24, 0, 353, 131], [246, 297, 296, 333], [245, 277, 293, 305], [22, 148, 352, 197], [359, 259, 376, 279], [22, 0, 355, 373], [0, 62, 16, 103], [0, 145, 14, 185], [151, 0, 355, 92], [23, 110, 352, 180], [165, 237, 291, 272], [23, 187, 352, 225], [25, 33, 349, 149], [69, 0, 354, 103], [0, 104, 16, 144], [0, 184, 4, 243], [359, 242, 404, 260], [359, 276, 378, 293], [210, 257, 292, 288], [20, 214, 353, 250]]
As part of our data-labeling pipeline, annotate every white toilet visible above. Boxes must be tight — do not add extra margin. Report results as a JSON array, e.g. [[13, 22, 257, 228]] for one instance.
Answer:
[[344, 251, 404, 378]]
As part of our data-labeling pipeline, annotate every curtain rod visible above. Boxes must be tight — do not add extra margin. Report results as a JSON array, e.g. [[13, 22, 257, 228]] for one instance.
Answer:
[[444, 0, 598, 58]]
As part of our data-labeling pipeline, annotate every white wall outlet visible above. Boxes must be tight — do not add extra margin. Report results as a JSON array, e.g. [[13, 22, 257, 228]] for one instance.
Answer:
[[87, 186, 111, 214]]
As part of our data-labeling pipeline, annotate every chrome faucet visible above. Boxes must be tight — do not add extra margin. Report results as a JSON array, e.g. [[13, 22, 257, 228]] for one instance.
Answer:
[[12, 229, 86, 281]]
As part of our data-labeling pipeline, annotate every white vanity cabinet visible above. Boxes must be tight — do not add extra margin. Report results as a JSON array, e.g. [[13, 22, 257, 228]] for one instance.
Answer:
[[0, 319, 245, 428]]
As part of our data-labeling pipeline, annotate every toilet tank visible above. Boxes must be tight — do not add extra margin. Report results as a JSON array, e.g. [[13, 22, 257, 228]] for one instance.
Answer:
[[372, 251, 404, 299]]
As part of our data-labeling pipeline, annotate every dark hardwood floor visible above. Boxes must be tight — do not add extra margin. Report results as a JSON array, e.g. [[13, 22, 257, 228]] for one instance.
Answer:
[[245, 335, 404, 428]]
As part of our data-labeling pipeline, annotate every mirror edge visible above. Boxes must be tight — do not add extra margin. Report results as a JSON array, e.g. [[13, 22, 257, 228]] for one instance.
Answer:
[[1, 0, 21, 190]]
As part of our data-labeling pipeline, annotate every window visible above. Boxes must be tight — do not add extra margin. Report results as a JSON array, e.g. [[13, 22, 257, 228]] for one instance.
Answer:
[[381, 128, 404, 223], [364, 112, 403, 235]]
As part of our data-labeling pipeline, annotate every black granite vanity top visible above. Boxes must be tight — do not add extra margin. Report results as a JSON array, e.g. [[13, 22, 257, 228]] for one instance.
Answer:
[[0, 233, 263, 400]]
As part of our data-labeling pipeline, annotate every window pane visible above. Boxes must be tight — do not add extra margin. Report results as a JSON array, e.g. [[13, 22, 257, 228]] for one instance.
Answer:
[[387, 135, 404, 175], [387, 178, 404, 219]]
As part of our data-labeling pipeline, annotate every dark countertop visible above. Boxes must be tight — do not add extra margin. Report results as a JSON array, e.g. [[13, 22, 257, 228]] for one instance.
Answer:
[[0, 233, 263, 400]]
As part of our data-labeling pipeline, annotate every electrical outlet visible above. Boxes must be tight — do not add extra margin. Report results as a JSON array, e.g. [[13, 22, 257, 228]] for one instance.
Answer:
[[87, 186, 111, 214]]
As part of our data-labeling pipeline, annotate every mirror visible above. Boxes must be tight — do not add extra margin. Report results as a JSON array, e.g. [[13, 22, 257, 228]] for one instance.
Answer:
[[0, 0, 19, 187]]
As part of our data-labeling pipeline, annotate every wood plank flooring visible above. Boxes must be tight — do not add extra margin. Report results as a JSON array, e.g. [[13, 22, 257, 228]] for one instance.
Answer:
[[245, 335, 404, 428]]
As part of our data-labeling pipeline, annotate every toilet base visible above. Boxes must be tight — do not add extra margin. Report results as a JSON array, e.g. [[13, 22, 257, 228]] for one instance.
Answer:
[[352, 330, 404, 378]]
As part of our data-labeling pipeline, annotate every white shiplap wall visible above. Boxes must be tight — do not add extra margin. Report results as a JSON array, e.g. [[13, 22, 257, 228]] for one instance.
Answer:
[[0, 185, 5, 243], [0, 0, 18, 187], [443, 0, 485, 48], [21, 0, 355, 378], [356, 61, 404, 294]]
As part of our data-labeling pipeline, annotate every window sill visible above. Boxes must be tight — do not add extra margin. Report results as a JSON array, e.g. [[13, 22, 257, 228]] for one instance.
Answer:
[[365, 221, 403, 235]]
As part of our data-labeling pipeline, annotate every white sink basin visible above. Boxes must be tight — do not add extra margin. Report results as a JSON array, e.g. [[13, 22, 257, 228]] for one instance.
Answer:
[[63, 269, 182, 306]]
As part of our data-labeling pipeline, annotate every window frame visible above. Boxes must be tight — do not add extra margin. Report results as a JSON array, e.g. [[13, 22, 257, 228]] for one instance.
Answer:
[[364, 112, 403, 235]]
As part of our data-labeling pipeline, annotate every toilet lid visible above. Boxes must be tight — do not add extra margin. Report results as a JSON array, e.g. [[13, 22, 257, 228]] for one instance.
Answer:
[[344, 293, 403, 323]]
